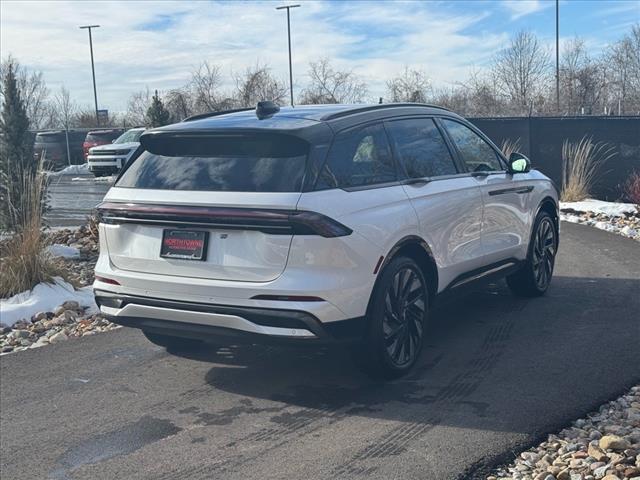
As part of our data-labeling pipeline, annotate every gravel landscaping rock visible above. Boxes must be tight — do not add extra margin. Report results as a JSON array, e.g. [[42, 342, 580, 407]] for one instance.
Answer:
[[0, 221, 121, 355], [488, 385, 640, 480], [560, 207, 640, 242], [46, 223, 99, 287]]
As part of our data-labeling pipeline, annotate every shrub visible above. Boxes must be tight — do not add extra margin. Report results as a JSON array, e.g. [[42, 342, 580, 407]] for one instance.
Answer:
[[500, 138, 522, 159], [1, 59, 37, 232], [561, 136, 615, 202], [622, 171, 640, 205], [0, 166, 65, 298]]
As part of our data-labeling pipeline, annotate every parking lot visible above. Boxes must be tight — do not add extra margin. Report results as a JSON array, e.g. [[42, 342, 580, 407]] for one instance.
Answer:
[[46, 174, 112, 227], [2, 222, 639, 480]]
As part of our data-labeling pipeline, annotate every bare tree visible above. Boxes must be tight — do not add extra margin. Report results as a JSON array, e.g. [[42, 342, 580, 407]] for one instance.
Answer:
[[605, 24, 640, 114], [386, 67, 431, 103], [190, 61, 227, 113], [492, 31, 551, 114], [234, 64, 288, 107], [299, 58, 368, 104], [73, 108, 100, 128], [125, 87, 151, 126], [429, 86, 472, 115], [461, 70, 506, 116], [53, 86, 77, 129], [164, 88, 193, 121], [559, 38, 607, 115]]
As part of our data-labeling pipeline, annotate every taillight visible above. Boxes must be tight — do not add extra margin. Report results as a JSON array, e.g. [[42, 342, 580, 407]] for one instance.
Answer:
[[96, 202, 352, 238], [287, 211, 352, 237]]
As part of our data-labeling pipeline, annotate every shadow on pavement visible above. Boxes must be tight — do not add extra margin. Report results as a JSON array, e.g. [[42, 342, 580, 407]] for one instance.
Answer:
[[167, 275, 640, 434]]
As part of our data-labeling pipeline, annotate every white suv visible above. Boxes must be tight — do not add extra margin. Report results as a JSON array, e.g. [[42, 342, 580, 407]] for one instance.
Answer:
[[87, 127, 145, 177], [94, 103, 559, 378]]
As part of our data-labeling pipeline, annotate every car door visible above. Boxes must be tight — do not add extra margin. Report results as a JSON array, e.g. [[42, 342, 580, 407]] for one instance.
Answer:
[[384, 117, 485, 291], [439, 118, 533, 264]]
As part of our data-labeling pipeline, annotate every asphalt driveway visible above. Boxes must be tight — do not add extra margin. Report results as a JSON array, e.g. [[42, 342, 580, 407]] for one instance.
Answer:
[[1, 222, 639, 480]]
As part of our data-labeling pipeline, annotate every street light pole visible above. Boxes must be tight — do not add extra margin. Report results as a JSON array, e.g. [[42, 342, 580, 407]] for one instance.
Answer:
[[276, 4, 300, 107], [79, 25, 100, 126], [555, 0, 560, 114]]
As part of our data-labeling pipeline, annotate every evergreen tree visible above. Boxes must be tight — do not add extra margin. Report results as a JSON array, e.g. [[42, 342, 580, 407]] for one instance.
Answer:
[[0, 60, 35, 230], [145, 90, 172, 127]]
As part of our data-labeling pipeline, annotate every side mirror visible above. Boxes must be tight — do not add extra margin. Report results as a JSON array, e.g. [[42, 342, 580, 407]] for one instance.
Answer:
[[508, 152, 531, 174]]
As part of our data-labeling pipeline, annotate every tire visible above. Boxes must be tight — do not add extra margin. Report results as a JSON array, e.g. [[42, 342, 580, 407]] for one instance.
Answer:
[[507, 211, 558, 297], [142, 331, 203, 352], [353, 255, 429, 379]]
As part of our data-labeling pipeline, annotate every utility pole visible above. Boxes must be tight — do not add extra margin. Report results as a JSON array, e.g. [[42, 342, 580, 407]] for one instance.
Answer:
[[79, 25, 100, 126], [555, 0, 560, 114], [276, 4, 300, 107]]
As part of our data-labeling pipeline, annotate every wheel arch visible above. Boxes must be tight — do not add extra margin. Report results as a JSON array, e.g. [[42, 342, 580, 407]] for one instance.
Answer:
[[378, 235, 439, 301], [536, 196, 559, 236]]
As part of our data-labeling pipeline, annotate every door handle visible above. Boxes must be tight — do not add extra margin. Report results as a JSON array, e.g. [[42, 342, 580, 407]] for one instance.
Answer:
[[488, 186, 534, 196]]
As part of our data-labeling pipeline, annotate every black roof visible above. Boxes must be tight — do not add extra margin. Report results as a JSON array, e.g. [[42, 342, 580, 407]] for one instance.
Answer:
[[153, 103, 457, 133]]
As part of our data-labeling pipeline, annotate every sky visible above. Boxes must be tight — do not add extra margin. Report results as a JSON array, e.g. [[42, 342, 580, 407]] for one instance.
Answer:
[[1, 0, 639, 113]]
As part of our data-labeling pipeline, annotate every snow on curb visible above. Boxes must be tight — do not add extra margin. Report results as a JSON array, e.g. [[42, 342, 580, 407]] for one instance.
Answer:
[[560, 199, 640, 241], [46, 244, 80, 259], [560, 199, 638, 217], [0, 277, 97, 327], [45, 164, 89, 176]]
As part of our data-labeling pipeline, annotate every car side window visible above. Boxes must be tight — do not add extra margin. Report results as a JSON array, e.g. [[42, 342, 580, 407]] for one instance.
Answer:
[[441, 119, 503, 173], [385, 118, 457, 178], [317, 123, 396, 189]]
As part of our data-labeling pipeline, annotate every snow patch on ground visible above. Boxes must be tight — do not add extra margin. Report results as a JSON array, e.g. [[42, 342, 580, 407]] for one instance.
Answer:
[[45, 164, 89, 176], [560, 199, 637, 217], [0, 278, 97, 327], [70, 175, 116, 184], [46, 244, 80, 259]]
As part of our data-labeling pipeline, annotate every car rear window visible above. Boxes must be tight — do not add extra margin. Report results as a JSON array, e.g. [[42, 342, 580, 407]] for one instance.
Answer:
[[116, 133, 309, 192], [36, 133, 63, 143], [86, 131, 120, 143]]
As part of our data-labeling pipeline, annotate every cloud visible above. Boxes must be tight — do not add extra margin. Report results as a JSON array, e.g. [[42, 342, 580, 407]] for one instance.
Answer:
[[502, 0, 552, 20], [0, 0, 622, 113]]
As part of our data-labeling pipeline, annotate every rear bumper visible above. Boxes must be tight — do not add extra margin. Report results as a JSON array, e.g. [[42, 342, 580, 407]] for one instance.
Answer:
[[95, 290, 365, 344]]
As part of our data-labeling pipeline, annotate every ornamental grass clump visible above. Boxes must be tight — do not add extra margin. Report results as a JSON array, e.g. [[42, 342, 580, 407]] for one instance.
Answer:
[[561, 136, 615, 202], [500, 138, 522, 159], [0, 166, 65, 299], [622, 171, 640, 205]]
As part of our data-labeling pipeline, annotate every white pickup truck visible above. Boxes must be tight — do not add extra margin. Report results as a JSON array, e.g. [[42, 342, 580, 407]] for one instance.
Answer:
[[87, 128, 145, 177]]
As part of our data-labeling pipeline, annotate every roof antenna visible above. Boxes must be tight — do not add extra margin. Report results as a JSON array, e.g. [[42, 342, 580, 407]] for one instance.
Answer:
[[378, 97, 383, 104], [256, 101, 280, 120]]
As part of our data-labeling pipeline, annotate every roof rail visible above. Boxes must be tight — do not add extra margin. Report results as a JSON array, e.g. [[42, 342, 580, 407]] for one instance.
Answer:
[[320, 103, 451, 121], [182, 107, 254, 122]]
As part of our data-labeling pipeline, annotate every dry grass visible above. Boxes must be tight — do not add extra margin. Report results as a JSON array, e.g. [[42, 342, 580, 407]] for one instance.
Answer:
[[500, 138, 522, 159], [622, 171, 640, 205], [85, 212, 100, 243], [0, 162, 67, 298], [561, 136, 615, 202]]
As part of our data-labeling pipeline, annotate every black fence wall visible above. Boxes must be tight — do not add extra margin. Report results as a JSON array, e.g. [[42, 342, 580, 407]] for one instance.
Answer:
[[468, 116, 640, 200]]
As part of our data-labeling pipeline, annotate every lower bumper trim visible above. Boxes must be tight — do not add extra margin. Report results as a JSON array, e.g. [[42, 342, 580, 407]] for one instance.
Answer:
[[95, 290, 365, 344]]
